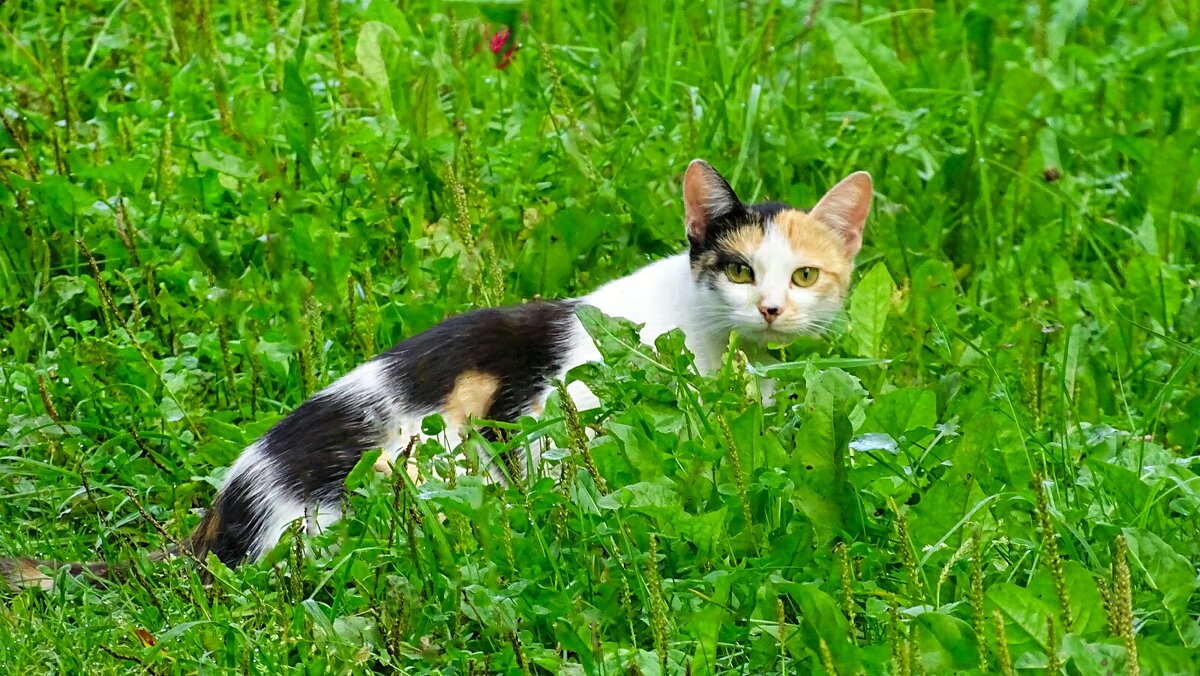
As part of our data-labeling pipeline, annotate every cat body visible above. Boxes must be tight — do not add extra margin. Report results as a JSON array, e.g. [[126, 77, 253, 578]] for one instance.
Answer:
[[1, 160, 871, 589]]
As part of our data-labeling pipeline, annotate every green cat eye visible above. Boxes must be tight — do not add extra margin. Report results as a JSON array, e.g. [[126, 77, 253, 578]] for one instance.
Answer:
[[724, 262, 754, 284], [791, 267, 819, 287]]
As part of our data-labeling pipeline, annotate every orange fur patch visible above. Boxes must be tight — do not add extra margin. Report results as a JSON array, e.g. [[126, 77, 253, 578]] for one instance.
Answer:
[[443, 370, 500, 427], [770, 209, 854, 291], [716, 225, 766, 259]]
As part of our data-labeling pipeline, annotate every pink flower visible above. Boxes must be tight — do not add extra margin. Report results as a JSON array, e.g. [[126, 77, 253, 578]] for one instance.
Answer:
[[489, 28, 518, 69], [490, 28, 510, 54], [475, 24, 518, 70]]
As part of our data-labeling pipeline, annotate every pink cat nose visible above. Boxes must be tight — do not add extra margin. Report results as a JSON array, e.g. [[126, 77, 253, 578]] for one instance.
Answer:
[[758, 305, 782, 322]]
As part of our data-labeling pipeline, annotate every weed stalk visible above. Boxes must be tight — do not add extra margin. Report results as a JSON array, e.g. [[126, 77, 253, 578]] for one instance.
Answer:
[[936, 535, 973, 605], [1113, 535, 1140, 676], [887, 497, 926, 603], [539, 41, 577, 125], [969, 528, 987, 672], [1098, 578, 1120, 636], [218, 318, 239, 411], [556, 380, 606, 492], [347, 276, 361, 357], [264, 0, 282, 87], [499, 499, 517, 575], [510, 631, 532, 676], [776, 597, 790, 670], [1032, 472, 1072, 631], [717, 416, 754, 537], [836, 542, 858, 644], [327, 0, 345, 86], [154, 115, 175, 200], [1, 115, 40, 180], [249, 350, 261, 417], [298, 295, 318, 398], [888, 596, 904, 675], [129, 425, 172, 476], [645, 535, 670, 673], [1045, 614, 1061, 673], [818, 637, 836, 675], [993, 610, 1013, 676]]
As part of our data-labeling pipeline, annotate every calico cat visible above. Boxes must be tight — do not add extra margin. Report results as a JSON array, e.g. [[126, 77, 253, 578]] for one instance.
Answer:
[[1, 160, 871, 590]]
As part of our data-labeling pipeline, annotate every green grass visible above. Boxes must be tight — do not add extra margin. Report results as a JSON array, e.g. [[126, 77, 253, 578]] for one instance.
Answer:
[[1, 0, 1198, 672]]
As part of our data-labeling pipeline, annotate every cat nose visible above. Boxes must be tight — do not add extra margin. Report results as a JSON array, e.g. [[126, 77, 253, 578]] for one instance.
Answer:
[[758, 305, 782, 322]]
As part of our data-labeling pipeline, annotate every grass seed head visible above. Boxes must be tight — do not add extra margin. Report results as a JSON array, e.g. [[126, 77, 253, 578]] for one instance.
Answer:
[[836, 542, 858, 644], [993, 610, 1014, 676], [1113, 535, 1140, 676], [1032, 472, 1073, 631]]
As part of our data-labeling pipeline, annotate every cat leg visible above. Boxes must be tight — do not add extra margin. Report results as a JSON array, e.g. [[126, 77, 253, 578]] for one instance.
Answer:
[[757, 375, 778, 407], [373, 421, 424, 482], [305, 501, 342, 536]]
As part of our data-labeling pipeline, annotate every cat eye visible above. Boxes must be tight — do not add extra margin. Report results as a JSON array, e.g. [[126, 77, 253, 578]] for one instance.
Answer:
[[724, 262, 754, 284], [791, 267, 819, 287]]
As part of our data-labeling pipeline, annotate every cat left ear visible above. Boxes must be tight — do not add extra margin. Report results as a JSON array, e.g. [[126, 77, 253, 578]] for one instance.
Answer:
[[809, 171, 872, 257], [684, 160, 743, 244]]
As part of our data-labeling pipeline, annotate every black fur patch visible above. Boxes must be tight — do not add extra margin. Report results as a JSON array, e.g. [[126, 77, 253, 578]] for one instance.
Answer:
[[689, 200, 798, 291], [747, 201, 794, 221], [688, 203, 747, 267], [207, 474, 270, 565], [259, 391, 380, 502], [688, 200, 797, 268], [204, 385, 382, 565], [382, 300, 579, 423]]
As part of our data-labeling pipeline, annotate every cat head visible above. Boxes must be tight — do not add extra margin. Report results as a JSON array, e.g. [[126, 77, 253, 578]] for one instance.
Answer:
[[683, 160, 871, 344]]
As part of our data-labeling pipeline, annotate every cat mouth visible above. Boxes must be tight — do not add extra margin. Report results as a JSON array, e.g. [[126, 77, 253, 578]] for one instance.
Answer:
[[744, 325, 794, 344]]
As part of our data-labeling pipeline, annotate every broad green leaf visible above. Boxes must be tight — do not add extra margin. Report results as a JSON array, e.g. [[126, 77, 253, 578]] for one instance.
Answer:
[[847, 262, 895, 359], [791, 366, 864, 538], [575, 305, 659, 367], [356, 21, 402, 115], [416, 477, 486, 513], [1138, 636, 1200, 673], [1059, 634, 1129, 675], [779, 582, 863, 672], [687, 604, 725, 676], [823, 17, 896, 106], [1026, 562, 1108, 637], [674, 507, 727, 559], [862, 387, 937, 440], [599, 479, 678, 511], [913, 610, 980, 672], [987, 582, 1055, 647], [911, 260, 958, 334], [1122, 527, 1198, 642], [281, 42, 319, 176], [191, 149, 257, 181]]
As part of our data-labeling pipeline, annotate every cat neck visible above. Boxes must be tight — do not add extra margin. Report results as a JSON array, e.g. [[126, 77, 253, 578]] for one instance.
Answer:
[[580, 253, 730, 372]]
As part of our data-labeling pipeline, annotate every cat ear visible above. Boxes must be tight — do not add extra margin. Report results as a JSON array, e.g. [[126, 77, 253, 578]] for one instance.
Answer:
[[809, 171, 872, 257], [684, 160, 742, 243]]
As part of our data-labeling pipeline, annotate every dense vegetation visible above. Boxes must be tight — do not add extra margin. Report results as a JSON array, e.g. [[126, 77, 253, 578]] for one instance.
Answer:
[[1, 0, 1197, 672]]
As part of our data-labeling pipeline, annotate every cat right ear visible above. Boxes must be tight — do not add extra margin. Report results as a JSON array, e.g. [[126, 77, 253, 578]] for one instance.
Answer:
[[684, 160, 742, 243], [809, 171, 873, 257]]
